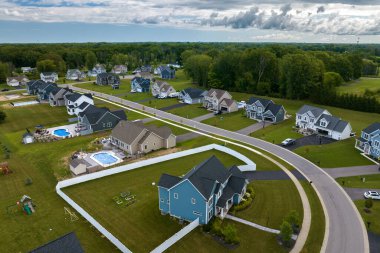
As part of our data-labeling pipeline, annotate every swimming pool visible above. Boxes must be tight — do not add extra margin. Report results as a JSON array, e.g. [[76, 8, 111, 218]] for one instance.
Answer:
[[53, 128, 70, 137], [90, 152, 121, 167]]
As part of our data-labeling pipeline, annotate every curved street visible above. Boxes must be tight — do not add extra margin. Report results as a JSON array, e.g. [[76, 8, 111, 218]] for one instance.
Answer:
[[68, 85, 369, 253]]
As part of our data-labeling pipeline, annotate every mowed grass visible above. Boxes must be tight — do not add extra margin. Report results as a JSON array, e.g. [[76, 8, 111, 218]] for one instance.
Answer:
[[168, 103, 210, 119], [202, 110, 254, 131], [234, 180, 303, 229], [337, 78, 380, 100], [300, 181, 325, 253], [93, 98, 146, 121], [336, 174, 380, 189], [294, 138, 373, 168], [0, 104, 117, 252], [75, 79, 131, 95], [355, 200, 380, 235], [63, 149, 302, 253]]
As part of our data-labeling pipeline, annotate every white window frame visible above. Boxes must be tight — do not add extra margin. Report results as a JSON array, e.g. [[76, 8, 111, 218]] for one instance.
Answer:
[[160, 198, 164, 203], [193, 211, 201, 216], [174, 193, 178, 199], [375, 141, 380, 148], [191, 198, 196, 205]]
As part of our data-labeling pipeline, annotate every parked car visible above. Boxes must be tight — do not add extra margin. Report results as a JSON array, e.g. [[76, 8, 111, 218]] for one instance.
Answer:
[[214, 110, 222, 115], [281, 138, 296, 146], [237, 101, 246, 109], [364, 191, 380, 200], [1, 88, 9, 92]]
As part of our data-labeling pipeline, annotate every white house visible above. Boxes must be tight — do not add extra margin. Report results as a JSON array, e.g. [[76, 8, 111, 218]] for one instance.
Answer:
[[21, 67, 35, 73], [88, 64, 106, 77], [6, 76, 29, 87], [40, 72, 58, 83], [111, 65, 128, 74], [203, 89, 238, 113], [151, 81, 176, 98], [66, 69, 86, 80], [64, 92, 94, 116], [296, 105, 352, 140], [179, 88, 207, 104]]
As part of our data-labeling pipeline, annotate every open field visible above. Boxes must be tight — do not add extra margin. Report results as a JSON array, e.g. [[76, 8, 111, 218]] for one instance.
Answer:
[[336, 174, 380, 189], [294, 138, 373, 168], [337, 78, 380, 101], [355, 200, 380, 235], [63, 149, 301, 253], [168, 103, 210, 119]]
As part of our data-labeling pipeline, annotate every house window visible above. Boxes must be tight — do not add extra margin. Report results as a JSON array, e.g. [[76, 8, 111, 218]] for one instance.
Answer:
[[375, 141, 380, 148], [304, 116, 307, 121], [363, 133, 369, 140], [144, 145, 148, 149], [258, 107, 262, 113], [320, 120, 327, 127], [310, 118, 314, 123], [208, 198, 213, 207], [167, 200, 170, 204], [174, 193, 178, 199], [193, 211, 201, 216], [298, 115, 301, 120], [191, 198, 196, 205], [160, 198, 164, 202], [208, 210, 212, 219], [107, 122, 112, 127]]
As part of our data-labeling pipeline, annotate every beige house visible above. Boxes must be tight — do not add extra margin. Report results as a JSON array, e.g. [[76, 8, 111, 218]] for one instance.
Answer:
[[111, 120, 176, 155], [7, 76, 29, 87], [151, 81, 176, 98], [203, 89, 238, 113]]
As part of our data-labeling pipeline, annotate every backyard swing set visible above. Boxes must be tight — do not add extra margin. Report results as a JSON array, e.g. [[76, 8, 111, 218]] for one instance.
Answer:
[[6, 195, 36, 216]]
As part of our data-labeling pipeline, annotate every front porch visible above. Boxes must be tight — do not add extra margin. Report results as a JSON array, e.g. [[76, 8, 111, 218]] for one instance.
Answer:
[[216, 199, 233, 219], [355, 139, 371, 154]]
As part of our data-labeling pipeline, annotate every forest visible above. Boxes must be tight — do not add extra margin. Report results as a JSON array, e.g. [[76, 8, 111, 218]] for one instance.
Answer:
[[0, 42, 379, 113]]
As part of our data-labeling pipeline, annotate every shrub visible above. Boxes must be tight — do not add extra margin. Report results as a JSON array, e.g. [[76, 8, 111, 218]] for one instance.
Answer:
[[210, 218, 223, 237], [280, 221, 293, 246], [365, 199, 373, 209], [285, 210, 300, 228], [0, 110, 6, 123], [25, 178, 33, 186], [233, 197, 253, 212], [222, 224, 240, 244]]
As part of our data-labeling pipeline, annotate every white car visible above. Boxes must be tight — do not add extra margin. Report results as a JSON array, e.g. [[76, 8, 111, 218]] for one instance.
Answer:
[[281, 138, 296, 146], [364, 191, 380, 200]]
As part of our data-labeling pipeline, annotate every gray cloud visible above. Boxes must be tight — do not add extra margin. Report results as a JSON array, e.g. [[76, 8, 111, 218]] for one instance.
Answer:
[[317, 6, 325, 13]]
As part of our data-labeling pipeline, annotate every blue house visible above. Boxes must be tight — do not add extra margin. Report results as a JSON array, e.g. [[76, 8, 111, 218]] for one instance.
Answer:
[[131, 77, 150, 92], [156, 66, 175, 79], [157, 156, 249, 225], [246, 97, 286, 123], [355, 122, 380, 160]]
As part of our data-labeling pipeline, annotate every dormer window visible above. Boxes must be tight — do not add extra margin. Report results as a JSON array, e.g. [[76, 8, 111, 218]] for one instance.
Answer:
[[363, 133, 369, 140], [320, 119, 328, 127], [258, 107, 262, 113]]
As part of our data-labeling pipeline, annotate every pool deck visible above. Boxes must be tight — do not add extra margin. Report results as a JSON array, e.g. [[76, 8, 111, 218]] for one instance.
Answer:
[[47, 123, 78, 138], [83, 149, 125, 168]]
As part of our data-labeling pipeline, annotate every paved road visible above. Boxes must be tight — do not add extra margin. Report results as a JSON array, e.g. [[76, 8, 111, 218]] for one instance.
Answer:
[[326, 165, 379, 178], [236, 121, 271, 135], [344, 187, 380, 200], [68, 85, 369, 253]]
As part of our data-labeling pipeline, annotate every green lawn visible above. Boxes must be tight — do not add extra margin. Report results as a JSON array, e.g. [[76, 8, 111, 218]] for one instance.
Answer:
[[294, 138, 373, 168], [202, 110, 254, 131], [168, 104, 210, 119], [234, 180, 303, 229], [141, 97, 181, 109], [337, 78, 380, 101], [157, 69, 197, 91], [0, 104, 117, 252], [336, 174, 380, 189], [300, 181, 325, 253], [355, 200, 380, 235], [75, 80, 131, 95], [251, 118, 303, 144]]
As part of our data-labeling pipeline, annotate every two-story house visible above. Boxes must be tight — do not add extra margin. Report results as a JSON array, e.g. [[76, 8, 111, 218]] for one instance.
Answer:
[[26, 80, 46, 95], [37, 82, 58, 101], [158, 156, 249, 224], [49, 87, 72, 107], [40, 72, 58, 83], [355, 122, 380, 160], [131, 77, 150, 93], [246, 97, 286, 123], [111, 65, 128, 74], [203, 89, 238, 113], [96, 73, 120, 88], [111, 120, 176, 155], [178, 88, 207, 104], [151, 81, 176, 98], [64, 93, 94, 116], [66, 69, 86, 81], [154, 65, 176, 79], [88, 64, 106, 77], [77, 106, 126, 135], [6, 76, 29, 87], [296, 105, 352, 140]]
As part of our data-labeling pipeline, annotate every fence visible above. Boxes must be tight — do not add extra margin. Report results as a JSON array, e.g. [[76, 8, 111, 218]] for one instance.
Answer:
[[150, 218, 200, 253], [56, 144, 255, 253]]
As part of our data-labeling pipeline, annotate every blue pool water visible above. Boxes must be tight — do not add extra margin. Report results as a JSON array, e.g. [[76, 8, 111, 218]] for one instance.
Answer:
[[92, 152, 118, 165], [53, 129, 70, 137]]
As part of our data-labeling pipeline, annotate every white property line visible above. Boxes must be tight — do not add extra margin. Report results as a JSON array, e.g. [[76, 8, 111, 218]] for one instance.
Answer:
[[56, 144, 256, 253], [150, 218, 200, 253]]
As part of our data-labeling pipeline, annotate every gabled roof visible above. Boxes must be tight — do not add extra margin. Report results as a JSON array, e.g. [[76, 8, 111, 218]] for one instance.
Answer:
[[97, 72, 119, 79], [65, 93, 93, 102], [265, 103, 283, 115], [182, 88, 206, 99], [315, 114, 350, 133], [220, 98, 235, 107], [158, 174, 182, 188], [81, 107, 110, 124], [297, 104, 326, 118], [29, 232, 84, 253], [49, 86, 62, 96], [247, 97, 273, 108], [132, 77, 150, 89], [7, 76, 28, 81], [183, 155, 231, 199], [206, 89, 228, 100], [41, 72, 57, 76], [363, 122, 380, 134]]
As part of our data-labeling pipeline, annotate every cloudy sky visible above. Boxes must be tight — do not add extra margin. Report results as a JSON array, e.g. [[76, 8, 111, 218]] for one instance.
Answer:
[[0, 0, 379, 43]]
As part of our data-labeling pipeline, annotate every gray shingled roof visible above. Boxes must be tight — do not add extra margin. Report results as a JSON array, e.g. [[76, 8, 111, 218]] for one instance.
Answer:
[[182, 88, 206, 99], [266, 103, 283, 115], [297, 104, 326, 118], [315, 114, 349, 133], [158, 174, 182, 188], [363, 122, 380, 134], [29, 232, 84, 253], [65, 93, 92, 102], [247, 97, 273, 107]]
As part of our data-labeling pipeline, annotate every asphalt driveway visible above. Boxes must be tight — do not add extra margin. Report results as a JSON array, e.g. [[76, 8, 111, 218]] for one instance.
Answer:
[[283, 134, 337, 150]]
